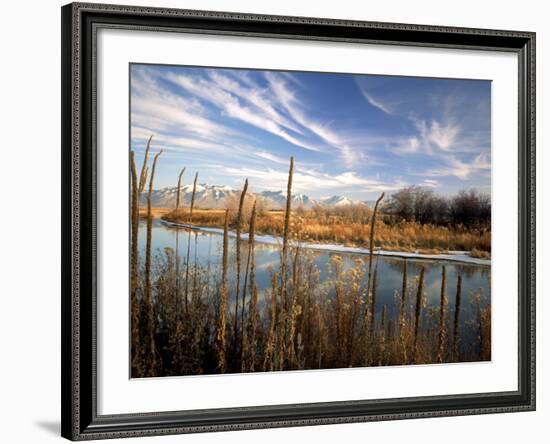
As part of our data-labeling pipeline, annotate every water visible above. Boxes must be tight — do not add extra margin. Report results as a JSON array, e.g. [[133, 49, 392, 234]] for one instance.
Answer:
[[138, 219, 491, 334]]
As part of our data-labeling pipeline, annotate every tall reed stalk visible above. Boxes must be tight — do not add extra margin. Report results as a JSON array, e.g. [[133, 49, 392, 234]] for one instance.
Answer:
[[138, 135, 152, 195], [189, 172, 198, 218], [174, 167, 185, 316], [453, 274, 463, 361], [242, 201, 257, 371], [184, 172, 199, 310], [216, 209, 230, 373], [233, 179, 248, 347], [263, 272, 278, 372], [279, 157, 294, 368], [129, 150, 141, 376], [379, 304, 387, 364], [240, 199, 256, 361], [437, 265, 447, 363], [175, 167, 186, 210], [144, 149, 162, 376], [316, 303, 324, 369], [287, 246, 300, 368], [412, 266, 425, 363], [398, 260, 408, 362], [362, 192, 384, 364], [347, 265, 362, 367], [365, 192, 385, 299], [369, 264, 379, 336], [400, 260, 408, 327], [367, 264, 379, 364]]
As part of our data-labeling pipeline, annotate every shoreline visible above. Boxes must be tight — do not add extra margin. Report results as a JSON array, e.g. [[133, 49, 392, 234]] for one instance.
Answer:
[[159, 219, 491, 267]]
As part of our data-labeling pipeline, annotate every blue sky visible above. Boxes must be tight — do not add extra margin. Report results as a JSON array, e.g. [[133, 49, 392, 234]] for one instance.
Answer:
[[130, 64, 491, 200]]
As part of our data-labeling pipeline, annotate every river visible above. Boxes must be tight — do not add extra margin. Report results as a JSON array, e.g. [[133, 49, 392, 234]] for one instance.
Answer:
[[138, 219, 490, 340]]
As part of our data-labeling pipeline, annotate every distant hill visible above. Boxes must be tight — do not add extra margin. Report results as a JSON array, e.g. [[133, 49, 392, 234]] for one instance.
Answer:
[[141, 184, 367, 210]]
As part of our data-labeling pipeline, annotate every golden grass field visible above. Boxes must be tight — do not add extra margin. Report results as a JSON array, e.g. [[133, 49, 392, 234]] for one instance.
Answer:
[[155, 207, 491, 257]]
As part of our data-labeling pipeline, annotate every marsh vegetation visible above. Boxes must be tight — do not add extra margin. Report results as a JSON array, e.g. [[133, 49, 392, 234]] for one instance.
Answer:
[[130, 141, 491, 378]]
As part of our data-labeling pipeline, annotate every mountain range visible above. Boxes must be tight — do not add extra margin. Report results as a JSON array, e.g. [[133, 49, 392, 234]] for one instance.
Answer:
[[140, 184, 370, 210]]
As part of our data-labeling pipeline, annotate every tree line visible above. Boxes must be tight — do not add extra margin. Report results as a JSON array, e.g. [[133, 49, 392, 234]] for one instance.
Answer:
[[383, 186, 491, 228]]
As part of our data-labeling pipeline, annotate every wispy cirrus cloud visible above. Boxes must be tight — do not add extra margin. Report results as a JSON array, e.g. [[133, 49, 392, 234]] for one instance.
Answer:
[[254, 151, 292, 165], [130, 64, 491, 196], [265, 72, 360, 167], [165, 71, 322, 153], [360, 89, 393, 115], [130, 69, 252, 156], [423, 153, 491, 180], [415, 119, 460, 153], [223, 164, 406, 194]]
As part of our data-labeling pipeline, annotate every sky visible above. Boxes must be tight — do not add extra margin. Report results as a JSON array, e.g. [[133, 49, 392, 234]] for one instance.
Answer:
[[130, 64, 491, 200]]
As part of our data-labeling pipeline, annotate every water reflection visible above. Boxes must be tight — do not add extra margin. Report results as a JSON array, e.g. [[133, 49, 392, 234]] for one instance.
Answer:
[[138, 219, 490, 336]]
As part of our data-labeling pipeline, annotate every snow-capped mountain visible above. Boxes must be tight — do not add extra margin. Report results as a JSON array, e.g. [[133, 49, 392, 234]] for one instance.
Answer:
[[319, 195, 357, 207], [141, 184, 238, 209], [260, 190, 318, 209], [141, 184, 366, 210]]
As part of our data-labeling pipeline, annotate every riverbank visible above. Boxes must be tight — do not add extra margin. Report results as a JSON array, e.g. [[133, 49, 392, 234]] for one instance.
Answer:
[[157, 207, 491, 261], [159, 219, 491, 266]]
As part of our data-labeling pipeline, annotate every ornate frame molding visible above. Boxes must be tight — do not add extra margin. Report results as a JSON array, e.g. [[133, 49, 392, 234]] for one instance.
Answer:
[[61, 3, 535, 440]]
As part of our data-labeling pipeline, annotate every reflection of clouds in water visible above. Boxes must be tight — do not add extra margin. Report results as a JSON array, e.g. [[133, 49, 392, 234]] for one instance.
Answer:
[[256, 258, 280, 271]]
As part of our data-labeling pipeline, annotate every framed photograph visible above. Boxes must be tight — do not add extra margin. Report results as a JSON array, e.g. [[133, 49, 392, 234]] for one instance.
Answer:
[[61, 2, 535, 440]]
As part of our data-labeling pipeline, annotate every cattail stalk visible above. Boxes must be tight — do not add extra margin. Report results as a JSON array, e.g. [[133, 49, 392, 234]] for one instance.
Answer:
[[144, 150, 162, 376], [184, 172, 199, 310], [400, 260, 408, 327], [437, 265, 447, 363], [216, 209, 230, 373], [189, 172, 198, 219], [240, 200, 257, 365], [279, 157, 294, 367], [366, 264, 379, 364], [347, 268, 362, 366], [362, 193, 384, 365], [263, 272, 278, 371], [398, 260, 408, 362], [138, 135, 153, 195], [175, 167, 186, 211], [244, 201, 258, 371], [379, 304, 387, 364], [452, 275, 463, 361], [365, 192, 384, 297], [129, 151, 141, 376], [174, 167, 185, 318], [287, 247, 300, 368], [233, 179, 248, 347], [316, 303, 323, 369], [368, 264, 379, 339], [412, 266, 425, 363]]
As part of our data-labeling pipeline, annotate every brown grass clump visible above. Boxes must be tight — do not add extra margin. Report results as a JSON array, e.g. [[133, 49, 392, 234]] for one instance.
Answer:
[[471, 248, 491, 259]]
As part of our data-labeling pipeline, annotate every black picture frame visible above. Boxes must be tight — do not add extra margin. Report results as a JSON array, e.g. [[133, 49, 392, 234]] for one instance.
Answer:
[[61, 2, 536, 440]]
